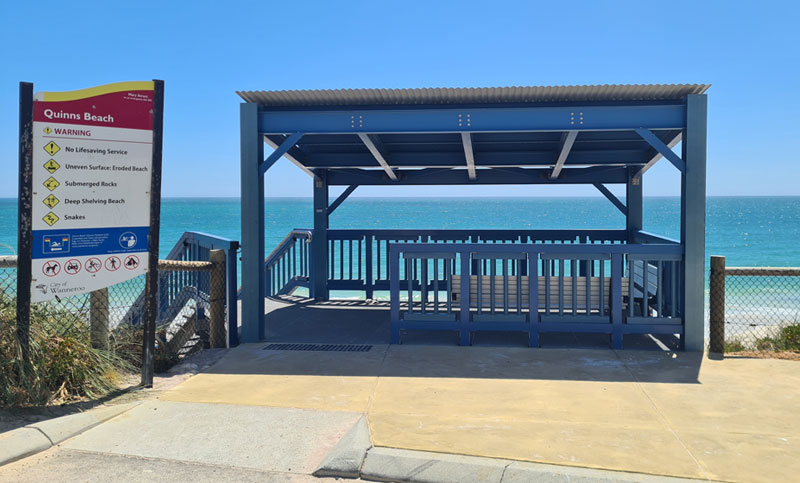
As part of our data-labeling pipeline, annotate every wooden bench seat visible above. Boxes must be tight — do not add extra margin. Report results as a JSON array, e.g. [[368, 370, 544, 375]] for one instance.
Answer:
[[450, 275, 630, 311]]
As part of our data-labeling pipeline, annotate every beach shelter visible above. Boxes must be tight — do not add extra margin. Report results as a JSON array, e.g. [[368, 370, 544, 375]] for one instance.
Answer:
[[237, 84, 709, 350]]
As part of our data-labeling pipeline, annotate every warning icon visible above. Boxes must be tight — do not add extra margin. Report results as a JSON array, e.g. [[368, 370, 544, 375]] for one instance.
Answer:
[[124, 255, 140, 270], [105, 256, 121, 272], [43, 141, 60, 156], [65, 259, 81, 275], [43, 126, 52, 134], [42, 212, 59, 226], [43, 177, 60, 191], [44, 159, 60, 174], [43, 194, 59, 209], [85, 257, 102, 274], [42, 260, 61, 277]]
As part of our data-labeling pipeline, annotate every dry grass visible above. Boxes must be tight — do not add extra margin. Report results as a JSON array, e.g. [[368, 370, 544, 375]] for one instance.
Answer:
[[0, 295, 135, 407]]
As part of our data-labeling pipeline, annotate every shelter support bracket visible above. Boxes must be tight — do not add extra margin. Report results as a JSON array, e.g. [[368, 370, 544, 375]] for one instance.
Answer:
[[264, 135, 314, 177], [635, 128, 685, 174], [358, 133, 398, 181], [461, 133, 477, 180], [260, 132, 304, 175], [550, 131, 578, 179], [328, 185, 358, 215], [634, 132, 682, 181], [593, 183, 627, 216]]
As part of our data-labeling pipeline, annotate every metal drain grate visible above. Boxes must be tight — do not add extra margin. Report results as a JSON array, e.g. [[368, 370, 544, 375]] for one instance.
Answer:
[[263, 343, 372, 352]]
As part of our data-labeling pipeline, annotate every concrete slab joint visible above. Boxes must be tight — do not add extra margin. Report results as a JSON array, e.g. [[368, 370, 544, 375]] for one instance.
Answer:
[[313, 416, 372, 478]]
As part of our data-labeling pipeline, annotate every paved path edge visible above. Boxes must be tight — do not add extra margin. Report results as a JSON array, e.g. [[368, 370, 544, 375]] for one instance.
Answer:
[[313, 416, 372, 478], [359, 447, 718, 483], [0, 402, 140, 467]]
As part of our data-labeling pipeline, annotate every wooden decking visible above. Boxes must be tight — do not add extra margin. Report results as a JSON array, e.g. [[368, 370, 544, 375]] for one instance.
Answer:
[[261, 295, 680, 350]]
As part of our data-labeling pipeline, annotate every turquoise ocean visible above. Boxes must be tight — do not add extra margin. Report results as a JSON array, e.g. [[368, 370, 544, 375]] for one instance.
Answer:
[[1, 196, 799, 270]]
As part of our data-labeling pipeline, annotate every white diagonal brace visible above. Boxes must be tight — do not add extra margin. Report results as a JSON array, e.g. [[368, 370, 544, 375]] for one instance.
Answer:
[[264, 135, 314, 177], [550, 131, 578, 179], [461, 133, 477, 180], [357, 133, 398, 181], [635, 132, 682, 180]]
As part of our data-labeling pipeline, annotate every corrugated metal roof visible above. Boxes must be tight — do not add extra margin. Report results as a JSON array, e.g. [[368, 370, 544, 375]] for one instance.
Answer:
[[237, 84, 709, 107]]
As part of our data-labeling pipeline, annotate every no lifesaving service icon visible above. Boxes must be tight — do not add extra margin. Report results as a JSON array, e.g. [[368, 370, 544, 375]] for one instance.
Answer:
[[43, 141, 60, 156]]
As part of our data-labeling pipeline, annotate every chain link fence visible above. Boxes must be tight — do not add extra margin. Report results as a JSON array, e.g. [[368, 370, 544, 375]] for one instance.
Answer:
[[1, 253, 228, 377], [710, 256, 800, 356]]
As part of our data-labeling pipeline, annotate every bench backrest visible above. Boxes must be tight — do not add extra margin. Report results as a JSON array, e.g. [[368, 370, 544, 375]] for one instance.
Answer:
[[450, 275, 629, 310]]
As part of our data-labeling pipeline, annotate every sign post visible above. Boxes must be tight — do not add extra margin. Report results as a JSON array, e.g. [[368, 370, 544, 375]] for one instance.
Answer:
[[17, 82, 34, 366], [18, 80, 163, 385]]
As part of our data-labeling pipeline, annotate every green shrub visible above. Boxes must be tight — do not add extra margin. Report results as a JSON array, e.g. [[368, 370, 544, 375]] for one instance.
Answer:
[[753, 324, 800, 353], [0, 295, 133, 407], [724, 339, 747, 352]]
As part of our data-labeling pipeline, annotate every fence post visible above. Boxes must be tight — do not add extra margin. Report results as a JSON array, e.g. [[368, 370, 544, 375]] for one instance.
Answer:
[[90, 288, 110, 350], [709, 255, 726, 354], [209, 249, 226, 348]]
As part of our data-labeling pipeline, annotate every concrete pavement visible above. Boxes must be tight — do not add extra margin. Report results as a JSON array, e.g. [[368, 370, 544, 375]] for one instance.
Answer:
[[161, 343, 800, 482], [2, 342, 798, 482]]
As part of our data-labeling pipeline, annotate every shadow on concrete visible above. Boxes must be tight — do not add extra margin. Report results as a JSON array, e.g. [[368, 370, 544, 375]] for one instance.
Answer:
[[237, 297, 703, 383]]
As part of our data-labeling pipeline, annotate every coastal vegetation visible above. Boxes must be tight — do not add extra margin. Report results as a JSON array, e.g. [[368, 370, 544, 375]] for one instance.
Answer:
[[725, 323, 800, 358], [0, 294, 134, 407]]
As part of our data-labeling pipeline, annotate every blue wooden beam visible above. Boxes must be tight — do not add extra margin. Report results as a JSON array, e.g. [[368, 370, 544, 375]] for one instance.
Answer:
[[593, 182, 627, 216], [326, 166, 628, 186], [461, 133, 477, 180], [327, 184, 358, 215], [258, 104, 686, 134], [264, 134, 314, 176], [635, 128, 685, 173], [634, 132, 682, 180], [357, 133, 398, 180], [302, 149, 648, 168], [550, 131, 578, 179], [259, 131, 304, 175]]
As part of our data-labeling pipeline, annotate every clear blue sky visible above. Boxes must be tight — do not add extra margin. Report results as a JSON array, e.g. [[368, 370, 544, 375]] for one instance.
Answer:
[[1, 0, 798, 199]]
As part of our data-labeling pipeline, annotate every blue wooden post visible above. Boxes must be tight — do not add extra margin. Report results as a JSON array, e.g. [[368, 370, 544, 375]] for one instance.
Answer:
[[459, 250, 471, 346], [390, 246, 401, 344], [528, 252, 539, 347], [611, 252, 623, 349], [240, 103, 265, 342], [365, 234, 374, 299], [626, 167, 643, 242], [681, 94, 708, 351], [312, 170, 329, 300]]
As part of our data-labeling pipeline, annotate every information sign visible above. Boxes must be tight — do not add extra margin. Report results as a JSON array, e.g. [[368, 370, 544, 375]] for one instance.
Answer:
[[29, 82, 156, 301]]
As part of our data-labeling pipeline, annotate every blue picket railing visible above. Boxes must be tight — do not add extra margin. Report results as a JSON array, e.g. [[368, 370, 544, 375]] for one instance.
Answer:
[[263, 228, 678, 300], [123, 231, 240, 347], [264, 229, 312, 297], [165, 232, 240, 347], [388, 241, 683, 349]]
